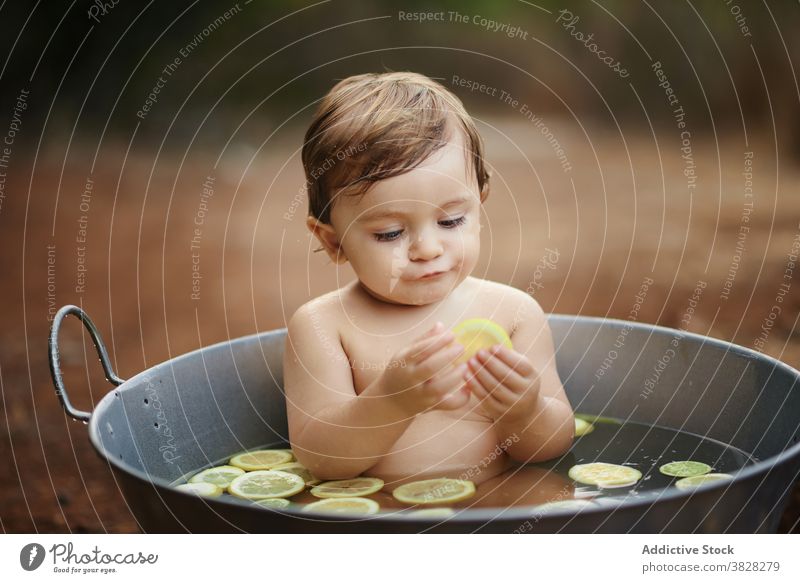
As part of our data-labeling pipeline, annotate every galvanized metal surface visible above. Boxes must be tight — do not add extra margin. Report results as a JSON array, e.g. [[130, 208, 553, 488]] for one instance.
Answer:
[[50, 307, 800, 532]]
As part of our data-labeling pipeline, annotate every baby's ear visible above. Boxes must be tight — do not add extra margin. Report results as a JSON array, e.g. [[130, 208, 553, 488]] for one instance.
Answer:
[[479, 181, 491, 204], [306, 216, 348, 265]]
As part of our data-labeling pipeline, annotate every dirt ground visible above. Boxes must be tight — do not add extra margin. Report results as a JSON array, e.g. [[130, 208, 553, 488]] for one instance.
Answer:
[[1, 119, 798, 532]]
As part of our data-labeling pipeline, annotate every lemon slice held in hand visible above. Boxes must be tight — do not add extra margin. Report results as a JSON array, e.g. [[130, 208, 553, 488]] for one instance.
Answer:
[[302, 497, 380, 515], [229, 449, 294, 471], [310, 477, 384, 498], [451, 318, 513, 365], [392, 478, 476, 505], [228, 470, 306, 500]]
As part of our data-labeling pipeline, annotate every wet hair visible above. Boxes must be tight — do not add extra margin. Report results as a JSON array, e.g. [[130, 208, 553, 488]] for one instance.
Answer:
[[302, 71, 491, 232]]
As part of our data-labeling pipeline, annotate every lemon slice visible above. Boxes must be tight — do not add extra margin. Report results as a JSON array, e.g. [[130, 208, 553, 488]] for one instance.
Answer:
[[253, 498, 291, 510], [574, 418, 594, 437], [659, 461, 712, 478], [568, 463, 642, 488], [392, 478, 476, 505], [407, 507, 456, 518], [310, 477, 384, 498], [272, 462, 321, 486], [229, 449, 294, 471], [273, 448, 296, 461], [175, 482, 222, 497], [674, 473, 733, 490], [228, 470, 306, 500], [189, 465, 245, 489], [302, 497, 380, 515], [451, 318, 513, 364]]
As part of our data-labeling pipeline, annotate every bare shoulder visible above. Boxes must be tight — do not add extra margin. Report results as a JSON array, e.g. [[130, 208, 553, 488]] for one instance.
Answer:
[[465, 277, 546, 335], [284, 288, 349, 357]]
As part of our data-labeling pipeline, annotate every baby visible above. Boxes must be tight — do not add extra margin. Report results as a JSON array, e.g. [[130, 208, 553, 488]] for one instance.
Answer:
[[284, 71, 574, 488]]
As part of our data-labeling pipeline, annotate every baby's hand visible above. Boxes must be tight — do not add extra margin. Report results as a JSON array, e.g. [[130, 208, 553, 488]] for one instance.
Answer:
[[378, 322, 470, 415], [463, 344, 541, 424]]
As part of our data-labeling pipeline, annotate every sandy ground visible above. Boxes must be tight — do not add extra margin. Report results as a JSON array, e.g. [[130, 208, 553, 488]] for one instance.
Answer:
[[1, 118, 798, 532]]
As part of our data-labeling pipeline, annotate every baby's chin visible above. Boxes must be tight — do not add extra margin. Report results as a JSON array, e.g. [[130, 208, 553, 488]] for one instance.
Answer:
[[363, 273, 463, 306]]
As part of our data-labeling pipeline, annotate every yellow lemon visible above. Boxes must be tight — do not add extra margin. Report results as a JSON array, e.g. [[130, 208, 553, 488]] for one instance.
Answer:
[[228, 470, 306, 500], [272, 462, 322, 486], [451, 318, 513, 365], [574, 418, 594, 437], [175, 482, 223, 497], [568, 463, 642, 488], [253, 498, 292, 510], [392, 478, 476, 505], [302, 497, 380, 515], [188, 465, 245, 490], [310, 477, 384, 498], [229, 449, 294, 471]]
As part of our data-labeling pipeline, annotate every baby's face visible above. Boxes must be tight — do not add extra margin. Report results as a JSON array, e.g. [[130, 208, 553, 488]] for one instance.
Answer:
[[313, 132, 483, 306]]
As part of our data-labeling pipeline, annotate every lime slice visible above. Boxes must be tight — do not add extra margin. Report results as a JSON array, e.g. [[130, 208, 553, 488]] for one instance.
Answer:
[[674, 473, 733, 490], [229, 449, 294, 471], [302, 497, 380, 515], [392, 478, 476, 505], [188, 465, 245, 489], [228, 470, 306, 500], [451, 318, 513, 365], [272, 462, 321, 486], [568, 463, 642, 488], [310, 477, 384, 498], [175, 482, 222, 497], [407, 507, 456, 518], [253, 498, 292, 510], [659, 461, 712, 478], [574, 417, 594, 437]]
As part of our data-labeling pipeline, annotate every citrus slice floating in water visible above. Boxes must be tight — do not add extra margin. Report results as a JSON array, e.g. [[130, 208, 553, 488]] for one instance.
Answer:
[[674, 473, 733, 490], [229, 449, 294, 471], [302, 497, 380, 515], [568, 463, 642, 488], [175, 482, 223, 497], [451, 318, 513, 365], [253, 498, 292, 510], [188, 465, 245, 489], [272, 462, 321, 486], [574, 417, 594, 437], [392, 478, 476, 505], [659, 460, 712, 478], [310, 477, 384, 498], [228, 470, 306, 500]]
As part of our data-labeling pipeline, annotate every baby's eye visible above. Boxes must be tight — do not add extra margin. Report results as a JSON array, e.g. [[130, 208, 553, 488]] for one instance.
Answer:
[[439, 216, 466, 228], [373, 229, 403, 242]]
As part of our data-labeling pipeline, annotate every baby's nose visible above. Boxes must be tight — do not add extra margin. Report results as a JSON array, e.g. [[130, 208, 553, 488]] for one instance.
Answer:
[[409, 233, 443, 261]]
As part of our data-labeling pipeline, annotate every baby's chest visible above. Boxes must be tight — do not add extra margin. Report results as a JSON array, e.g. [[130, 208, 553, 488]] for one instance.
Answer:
[[341, 336, 409, 395]]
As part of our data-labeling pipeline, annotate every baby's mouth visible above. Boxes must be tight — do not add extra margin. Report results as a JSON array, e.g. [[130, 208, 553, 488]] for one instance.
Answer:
[[415, 269, 448, 281]]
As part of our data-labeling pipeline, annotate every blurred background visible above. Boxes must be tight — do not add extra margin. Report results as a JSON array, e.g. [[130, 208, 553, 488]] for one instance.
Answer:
[[1, 0, 799, 532]]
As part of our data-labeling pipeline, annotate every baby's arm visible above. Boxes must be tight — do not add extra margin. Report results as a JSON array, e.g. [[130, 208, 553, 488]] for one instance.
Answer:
[[467, 292, 574, 463], [283, 305, 466, 480]]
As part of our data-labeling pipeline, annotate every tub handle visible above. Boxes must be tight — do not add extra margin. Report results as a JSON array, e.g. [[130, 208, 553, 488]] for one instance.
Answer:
[[48, 305, 125, 422]]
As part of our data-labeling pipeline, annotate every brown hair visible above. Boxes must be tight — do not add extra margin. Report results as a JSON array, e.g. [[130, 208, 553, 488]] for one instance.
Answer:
[[302, 71, 491, 231]]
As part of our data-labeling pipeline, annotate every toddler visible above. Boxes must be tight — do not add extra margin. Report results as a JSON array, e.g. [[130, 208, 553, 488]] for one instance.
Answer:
[[283, 71, 574, 488]]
